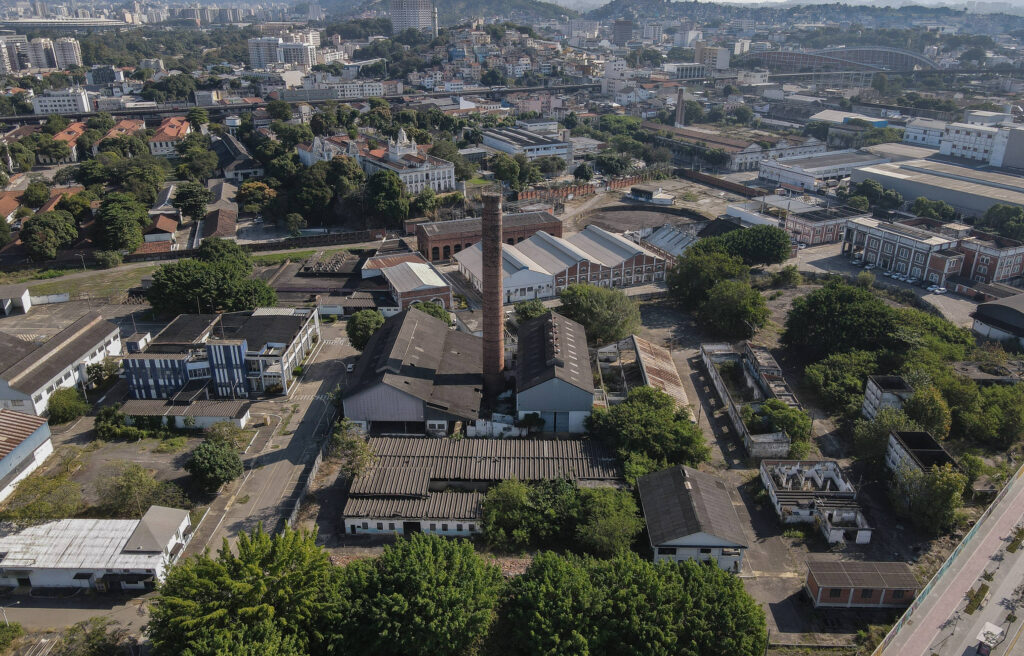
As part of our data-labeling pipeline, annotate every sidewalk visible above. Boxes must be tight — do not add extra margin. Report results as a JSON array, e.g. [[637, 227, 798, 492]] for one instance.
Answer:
[[878, 468, 1024, 655]]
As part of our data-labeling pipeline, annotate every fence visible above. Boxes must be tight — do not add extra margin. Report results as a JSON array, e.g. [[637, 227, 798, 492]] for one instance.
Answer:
[[285, 438, 331, 529], [122, 228, 387, 264], [677, 169, 761, 198], [872, 462, 1024, 655], [513, 172, 661, 203]]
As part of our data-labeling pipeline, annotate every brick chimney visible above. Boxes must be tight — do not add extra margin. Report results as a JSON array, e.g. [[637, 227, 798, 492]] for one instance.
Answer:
[[481, 192, 504, 395]]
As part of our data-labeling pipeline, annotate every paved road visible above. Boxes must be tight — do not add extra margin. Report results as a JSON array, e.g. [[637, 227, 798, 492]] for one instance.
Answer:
[[878, 466, 1024, 655], [790, 243, 978, 328], [188, 324, 353, 554]]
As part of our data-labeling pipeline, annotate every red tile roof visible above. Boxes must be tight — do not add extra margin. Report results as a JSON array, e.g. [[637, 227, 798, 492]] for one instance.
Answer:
[[149, 214, 178, 234], [150, 116, 191, 143], [132, 240, 173, 254], [203, 208, 237, 238], [0, 409, 48, 458], [53, 122, 87, 145]]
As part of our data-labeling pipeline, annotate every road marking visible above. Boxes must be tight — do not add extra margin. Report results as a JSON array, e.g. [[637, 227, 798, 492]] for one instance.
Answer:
[[1003, 613, 1024, 653]]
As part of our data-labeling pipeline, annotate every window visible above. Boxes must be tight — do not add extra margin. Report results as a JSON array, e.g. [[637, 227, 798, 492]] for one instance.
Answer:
[[388, 523, 395, 530], [376, 522, 383, 530], [699, 548, 712, 554], [468, 524, 475, 531], [861, 589, 874, 598], [429, 523, 436, 531], [829, 588, 842, 598], [456, 524, 463, 531], [892, 590, 905, 599], [441, 524, 449, 531], [361, 521, 368, 529], [657, 547, 677, 555]]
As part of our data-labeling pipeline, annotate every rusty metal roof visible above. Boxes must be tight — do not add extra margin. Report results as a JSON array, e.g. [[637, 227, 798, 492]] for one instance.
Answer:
[[343, 491, 483, 521], [806, 560, 918, 590]]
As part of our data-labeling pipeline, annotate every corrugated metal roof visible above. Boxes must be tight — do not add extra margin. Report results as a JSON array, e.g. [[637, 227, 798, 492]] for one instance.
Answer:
[[348, 466, 430, 497], [365, 437, 621, 482], [382, 261, 447, 293], [567, 225, 655, 268], [0, 410, 47, 459], [807, 559, 918, 590], [343, 491, 482, 520], [632, 335, 689, 410], [517, 311, 594, 394]]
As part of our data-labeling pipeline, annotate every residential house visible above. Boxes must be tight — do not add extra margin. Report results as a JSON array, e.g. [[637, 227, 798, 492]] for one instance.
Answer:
[[36, 121, 86, 165], [637, 465, 748, 572], [148, 117, 192, 157]]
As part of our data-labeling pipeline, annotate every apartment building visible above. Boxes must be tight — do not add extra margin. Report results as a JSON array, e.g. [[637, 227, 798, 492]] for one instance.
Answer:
[[902, 117, 945, 148], [30, 87, 89, 115]]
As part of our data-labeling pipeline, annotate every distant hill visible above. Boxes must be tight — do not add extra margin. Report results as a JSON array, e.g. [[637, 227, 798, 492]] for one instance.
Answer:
[[342, 0, 578, 24]]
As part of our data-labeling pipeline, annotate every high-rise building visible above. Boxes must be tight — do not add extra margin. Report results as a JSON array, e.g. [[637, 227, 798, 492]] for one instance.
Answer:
[[247, 36, 282, 69], [53, 37, 82, 69], [612, 20, 633, 46], [26, 38, 55, 68], [390, 0, 435, 36], [278, 42, 316, 69], [284, 29, 321, 46]]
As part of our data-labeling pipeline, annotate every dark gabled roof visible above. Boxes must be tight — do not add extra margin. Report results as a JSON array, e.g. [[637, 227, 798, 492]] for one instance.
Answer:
[[417, 211, 561, 237], [637, 465, 747, 548], [516, 311, 593, 395], [0, 313, 119, 395], [123, 506, 189, 553], [806, 559, 918, 590], [343, 490, 483, 521], [344, 309, 484, 420], [203, 208, 237, 239]]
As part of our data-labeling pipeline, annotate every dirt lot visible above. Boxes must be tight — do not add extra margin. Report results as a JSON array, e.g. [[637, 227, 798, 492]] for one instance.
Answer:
[[633, 299, 966, 647], [561, 178, 744, 234]]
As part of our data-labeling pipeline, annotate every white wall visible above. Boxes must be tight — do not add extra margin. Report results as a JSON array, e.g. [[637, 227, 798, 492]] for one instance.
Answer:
[[0, 438, 52, 503], [344, 517, 479, 537]]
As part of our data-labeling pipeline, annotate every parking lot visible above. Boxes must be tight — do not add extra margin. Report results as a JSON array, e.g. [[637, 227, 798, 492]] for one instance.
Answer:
[[0, 300, 165, 341]]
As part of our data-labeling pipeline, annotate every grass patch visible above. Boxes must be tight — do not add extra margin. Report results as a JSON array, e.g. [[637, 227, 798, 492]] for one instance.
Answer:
[[153, 436, 188, 453], [252, 250, 315, 267], [782, 527, 807, 539], [1008, 526, 1024, 553], [965, 583, 989, 615], [467, 177, 491, 186], [28, 264, 158, 298], [236, 495, 250, 504]]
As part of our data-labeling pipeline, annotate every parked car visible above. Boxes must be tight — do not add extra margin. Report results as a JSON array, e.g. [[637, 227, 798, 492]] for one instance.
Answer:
[[927, 285, 938, 292], [865, 264, 876, 270], [934, 287, 947, 294]]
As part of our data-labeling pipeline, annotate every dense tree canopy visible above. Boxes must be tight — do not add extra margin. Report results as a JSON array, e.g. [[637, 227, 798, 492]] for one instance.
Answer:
[[97, 192, 148, 253], [172, 181, 213, 222], [699, 280, 768, 339], [691, 225, 791, 266], [557, 284, 640, 344], [147, 239, 276, 316], [346, 309, 385, 350], [20, 210, 77, 260], [185, 434, 243, 491], [498, 551, 767, 656], [588, 386, 709, 484], [668, 250, 748, 308], [890, 463, 967, 535]]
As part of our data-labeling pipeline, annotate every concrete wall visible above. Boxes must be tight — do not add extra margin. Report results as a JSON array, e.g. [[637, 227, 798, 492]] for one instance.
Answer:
[[0, 438, 52, 503], [344, 517, 479, 537]]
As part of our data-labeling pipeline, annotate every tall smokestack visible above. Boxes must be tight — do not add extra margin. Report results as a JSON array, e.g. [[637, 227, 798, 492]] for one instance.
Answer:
[[481, 192, 504, 395]]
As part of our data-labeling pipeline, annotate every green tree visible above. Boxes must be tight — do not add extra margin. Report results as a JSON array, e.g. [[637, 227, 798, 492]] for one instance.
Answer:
[[148, 526, 337, 656], [21, 180, 50, 207], [346, 309, 385, 350], [339, 534, 504, 656], [283, 212, 305, 237], [575, 487, 644, 558], [805, 350, 879, 414], [53, 618, 136, 656], [236, 180, 277, 213], [96, 462, 189, 518], [266, 99, 293, 121], [912, 197, 956, 221], [412, 301, 452, 325], [185, 437, 243, 491], [731, 105, 754, 124], [587, 386, 710, 484], [978, 204, 1024, 241], [97, 193, 147, 252], [852, 407, 919, 467], [0, 474, 82, 523], [271, 122, 314, 150], [668, 250, 749, 308], [693, 225, 791, 266], [699, 280, 768, 339], [499, 551, 767, 656], [890, 463, 966, 535], [411, 186, 439, 218], [758, 398, 812, 443], [328, 419, 375, 479], [171, 181, 213, 222], [41, 113, 69, 135], [20, 210, 78, 260], [186, 107, 209, 128], [86, 112, 116, 132], [557, 284, 640, 344], [846, 195, 870, 212], [573, 163, 593, 181], [428, 140, 474, 180], [783, 280, 897, 361], [47, 387, 89, 423], [514, 299, 548, 322], [772, 265, 802, 288], [366, 170, 409, 226], [491, 153, 521, 189], [903, 386, 952, 440]]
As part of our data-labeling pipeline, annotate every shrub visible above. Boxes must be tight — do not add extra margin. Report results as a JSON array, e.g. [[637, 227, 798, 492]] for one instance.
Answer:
[[94, 250, 122, 268], [47, 388, 90, 424]]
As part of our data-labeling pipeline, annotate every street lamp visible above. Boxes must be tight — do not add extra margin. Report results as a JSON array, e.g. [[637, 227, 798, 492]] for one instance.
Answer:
[[77, 252, 86, 271], [2, 600, 19, 625]]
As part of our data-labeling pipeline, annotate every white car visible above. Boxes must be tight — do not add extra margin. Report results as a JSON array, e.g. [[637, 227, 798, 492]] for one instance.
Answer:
[[927, 285, 938, 292], [934, 287, 947, 294], [865, 264, 875, 270], [906, 277, 918, 285]]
